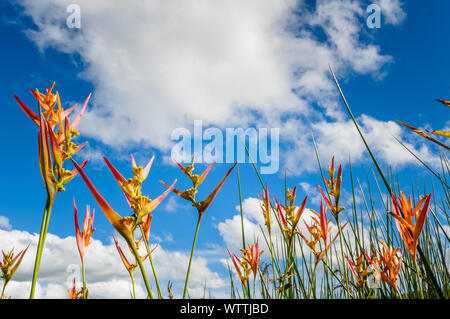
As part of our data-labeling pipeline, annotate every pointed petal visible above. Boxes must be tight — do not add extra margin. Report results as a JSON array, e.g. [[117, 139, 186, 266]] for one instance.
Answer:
[[73, 198, 85, 259], [396, 120, 450, 151], [9, 245, 29, 278], [113, 234, 132, 271], [14, 95, 40, 125], [71, 93, 91, 130], [436, 98, 450, 107], [141, 155, 155, 181], [103, 156, 134, 204], [198, 162, 237, 214], [130, 154, 137, 169], [413, 194, 431, 243], [317, 185, 333, 211], [71, 159, 123, 230], [160, 180, 186, 197], [143, 179, 177, 216], [198, 161, 215, 185]]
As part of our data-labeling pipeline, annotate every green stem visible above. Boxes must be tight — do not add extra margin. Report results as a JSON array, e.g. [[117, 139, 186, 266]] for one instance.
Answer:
[[1, 280, 6, 298], [308, 262, 318, 299], [280, 235, 294, 298], [29, 194, 55, 299], [81, 259, 87, 299], [336, 216, 351, 298], [267, 230, 278, 298], [414, 259, 425, 298], [129, 240, 154, 299], [130, 272, 136, 299], [139, 225, 163, 299], [183, 214, 203, 299], [236, 164, 246, 251]]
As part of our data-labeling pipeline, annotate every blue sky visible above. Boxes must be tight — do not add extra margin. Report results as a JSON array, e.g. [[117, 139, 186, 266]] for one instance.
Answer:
[[0, 0, 448, 298]]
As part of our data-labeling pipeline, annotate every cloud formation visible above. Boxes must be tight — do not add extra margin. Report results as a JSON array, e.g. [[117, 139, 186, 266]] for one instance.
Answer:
[[12, 0, 429, 174], [0, 228, 226, 298]]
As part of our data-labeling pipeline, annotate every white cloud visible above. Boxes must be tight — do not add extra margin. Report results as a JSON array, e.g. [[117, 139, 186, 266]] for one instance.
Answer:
[[284, 114, 440, 175], [13, 0, 425, 175], [0, 228, 226, 298], [379, 0, 407, 25], [0, 215, 12, 230]]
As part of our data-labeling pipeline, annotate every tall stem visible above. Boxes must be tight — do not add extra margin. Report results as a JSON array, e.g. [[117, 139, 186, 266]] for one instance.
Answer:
[[336, 216, 350, 298], [130, 272, 136, 299], [139, 225, 163, 298], [81, 259, 87, 299], [267, 230, 278, 298], [29, 194, 55, 299], [308, 262, 318, 299], [1, 280, 6, 298], [414, 259, 425, 299], [129, 241, 153, 299], [183, 214, 203, 299]]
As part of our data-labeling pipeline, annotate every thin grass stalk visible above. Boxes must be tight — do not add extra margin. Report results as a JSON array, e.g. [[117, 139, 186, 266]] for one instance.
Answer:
[[329, 65, 444, 299], [139, 225, 163, 299], [183, 214, 203, 299], [129, 240, 153, 299], [236, 164, 246, 251]]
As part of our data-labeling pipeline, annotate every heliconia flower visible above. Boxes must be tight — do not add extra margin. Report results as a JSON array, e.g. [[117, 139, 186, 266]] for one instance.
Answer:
[[258, 186, 272, 231], [227, 248, 249, 287], [345, 253, 375, 288], [299, 200, 347, 264], [71, 159, 135, 245], [275, 195, 308, 239], [14, 86, 91, 134], [67, 278, 81, 299], [161, 162, 237, 216], [103, 156, 176, 222], [73, 198, 95, 262], [130, 154, 154, 186], [113, 234, 148, 275], [375, 241, 403, 292], [38, 107, 57, 197], [240, 241, 264, 280], [436, 98, 450, 107], [141, 214, 152, 242], [318, 157, 344, 218], [396, 120, 450, 151], [388, 192, 431, 262], [0, 246, 29, 287], [173, 157, 216, 189]]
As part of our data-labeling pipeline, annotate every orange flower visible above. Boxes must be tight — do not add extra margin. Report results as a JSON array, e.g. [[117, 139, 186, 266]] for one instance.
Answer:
[[103, 155, 176, 225], [240, 241, 264, 280], [317, 157, 344, 218], [161, 158, 236, 217], [113, 234, 148, 275], [67, 278, 81, 299], [275, 193, 307, 239], [258, 186, 272, 231], [345, 253, 375, 288], [388, 192, 431, 262], [375, 241, 403, 292], [16, 84, 90, 194], [73, 199, 95, 262], [1, 246, 29, 294], [71, 159, 136, 245], [299, 201, 346, 264], [227, 248, 250, 287]]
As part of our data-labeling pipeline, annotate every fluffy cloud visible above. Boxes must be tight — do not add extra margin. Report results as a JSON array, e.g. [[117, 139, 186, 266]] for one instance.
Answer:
[[12, 0, 426, 174], [284, 114, 440, 175], [0, 215, 12, 230], [0, 228, 226, 298]]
